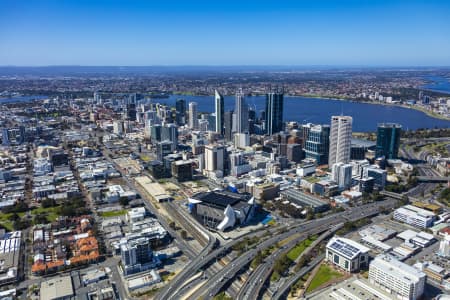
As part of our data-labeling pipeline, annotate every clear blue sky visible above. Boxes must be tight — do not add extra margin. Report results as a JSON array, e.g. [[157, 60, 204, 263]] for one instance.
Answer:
[[1, 0, 449, 66]]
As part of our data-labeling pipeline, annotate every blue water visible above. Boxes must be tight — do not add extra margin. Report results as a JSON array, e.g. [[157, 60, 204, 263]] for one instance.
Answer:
[[154, 95, 450, 132], [0, 95, 48, 103], [421, 76, 450, 94]]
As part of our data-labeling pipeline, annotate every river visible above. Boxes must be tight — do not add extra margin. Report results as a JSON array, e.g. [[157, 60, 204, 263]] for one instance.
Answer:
[[155, 95, 450, 132]]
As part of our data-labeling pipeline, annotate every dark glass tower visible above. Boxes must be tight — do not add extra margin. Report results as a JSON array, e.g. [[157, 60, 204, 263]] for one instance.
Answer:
[[214, 90, 224, 135], [224, 111, 234, 141], [376, 123, 402, 159], [175, 99, 186, 125], [265, 92, 284, 135]]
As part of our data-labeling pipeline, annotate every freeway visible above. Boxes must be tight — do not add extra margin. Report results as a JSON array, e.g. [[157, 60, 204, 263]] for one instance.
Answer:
[[272, 254, 325, 300], [400, 145, 442, 200], [187, 199, 397, 300], [239, 224, 342, 300]]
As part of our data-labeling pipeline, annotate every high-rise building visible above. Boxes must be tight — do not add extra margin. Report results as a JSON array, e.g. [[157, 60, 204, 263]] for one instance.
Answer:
[[376, 123, 402, 159], [287, 144, 303, 163], [150, 124, 162, 143], [265, 91, 284, 135], [156, 141, 174, 160], [331, 162, 353, 190], [214, 90, 224, 135], [161, 123, 178, 151], [329, 116, 352, 165], [2, 128, 10, 146], [304, 124, 330, 165], [224, 111, 234, 141], [207, 114, 216, 132], [113, 120, 124, 135], [120, 237, 154, 276], [369, 254, 426, 300], [94, 92, 102, 104], [205, 144, 225, 172], [175, 99, 186, 125], [188, 102, 198, 130], [235, 89, 248, 133]]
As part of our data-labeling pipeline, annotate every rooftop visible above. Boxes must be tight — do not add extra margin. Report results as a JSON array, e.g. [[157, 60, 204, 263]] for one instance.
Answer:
[[191, 190, 251, 208], [327, 237, 370, 259], [40, 276, 74, 300], [370, 254, 426, 283]]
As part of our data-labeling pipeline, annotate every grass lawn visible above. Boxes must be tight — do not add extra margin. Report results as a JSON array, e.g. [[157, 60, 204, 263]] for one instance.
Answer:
[[99, 209, 127, 217], [287, 236, 317, 261], [31, 206, 61, 222], [306, 264, 343, 293]]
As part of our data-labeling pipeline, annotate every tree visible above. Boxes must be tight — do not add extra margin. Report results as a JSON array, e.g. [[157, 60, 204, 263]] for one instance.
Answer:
[[119, 197, 129, 207], [180, 230, 188, 240], [169, 221, 177, 230], [41, 198, 56, 208], [33, 214, 49, 225]]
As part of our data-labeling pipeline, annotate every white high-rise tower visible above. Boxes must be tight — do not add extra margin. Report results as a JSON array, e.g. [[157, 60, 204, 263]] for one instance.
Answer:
[[329, 116, 352, 165], [188, 102, 198, 130], [235, 89, 248, 133]]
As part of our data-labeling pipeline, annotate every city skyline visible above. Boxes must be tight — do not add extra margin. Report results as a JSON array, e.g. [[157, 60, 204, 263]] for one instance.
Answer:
[[1, 0, 450, 66]]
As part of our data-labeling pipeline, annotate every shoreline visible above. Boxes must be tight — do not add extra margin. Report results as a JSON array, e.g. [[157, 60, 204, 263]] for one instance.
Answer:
[[286, 94, 450, 121], [182, 91, 450, 121]]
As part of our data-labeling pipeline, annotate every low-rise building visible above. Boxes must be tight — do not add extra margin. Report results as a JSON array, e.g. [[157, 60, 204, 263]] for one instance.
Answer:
[[281, 189, 330, 213], [40, 276, 74, 300], [326, 237, 370, 272], [393, 205, 435, 228]]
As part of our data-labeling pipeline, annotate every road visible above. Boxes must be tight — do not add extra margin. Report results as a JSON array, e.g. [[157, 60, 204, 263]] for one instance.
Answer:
[[186, 199, 397, 300], [272, 254, 325, 300], [101, 146, 203, 259], [238, 224, 342, 300]]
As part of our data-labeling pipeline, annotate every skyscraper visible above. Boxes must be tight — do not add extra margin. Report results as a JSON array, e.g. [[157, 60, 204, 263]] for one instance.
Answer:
[[265, 91, 284, 135], [304, 124, 330, 165], [224, 111, 234, 141], [329, 116, 352, 165], [376, 123, 402, 159], [161, 123, 178, 151], [205, 144, 225, 172], [188, 102, 198, 130], [175, 99, 186, 125], [214, 90, 224, 135], [235, 89, 248, 133], [331, 162, 353, 190]]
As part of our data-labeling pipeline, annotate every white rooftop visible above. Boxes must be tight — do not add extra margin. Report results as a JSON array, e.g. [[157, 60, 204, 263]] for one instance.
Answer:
[[370, 254, 426, 283]]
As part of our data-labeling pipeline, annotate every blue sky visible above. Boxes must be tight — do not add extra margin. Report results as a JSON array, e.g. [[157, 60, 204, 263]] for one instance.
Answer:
[[1, 0, 449, 66]]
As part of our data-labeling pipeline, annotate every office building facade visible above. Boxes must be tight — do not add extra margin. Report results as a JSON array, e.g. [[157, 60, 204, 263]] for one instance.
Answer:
[[329, 116, 352, 165], [265, 91, 284, 135], [188, 102, 199, 130], [204, 144, 225, 172], [235, 89, 249, 133], [175, 99, 186, 125], [214, 90, 224, 135], [303, 124, 330, 165], [331, 162, 353, 190], [376, 123, 402, 159], [393, 205, 435, 228], [369, 254, 426, 300], [326, 237, 370, 272]]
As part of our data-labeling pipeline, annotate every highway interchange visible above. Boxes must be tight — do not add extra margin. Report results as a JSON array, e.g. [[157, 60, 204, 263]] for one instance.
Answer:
[[159, 198, 398, 300]]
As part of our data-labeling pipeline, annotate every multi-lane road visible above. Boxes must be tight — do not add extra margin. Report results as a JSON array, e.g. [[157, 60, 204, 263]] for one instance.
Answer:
[[180, 199, 397, 300]]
